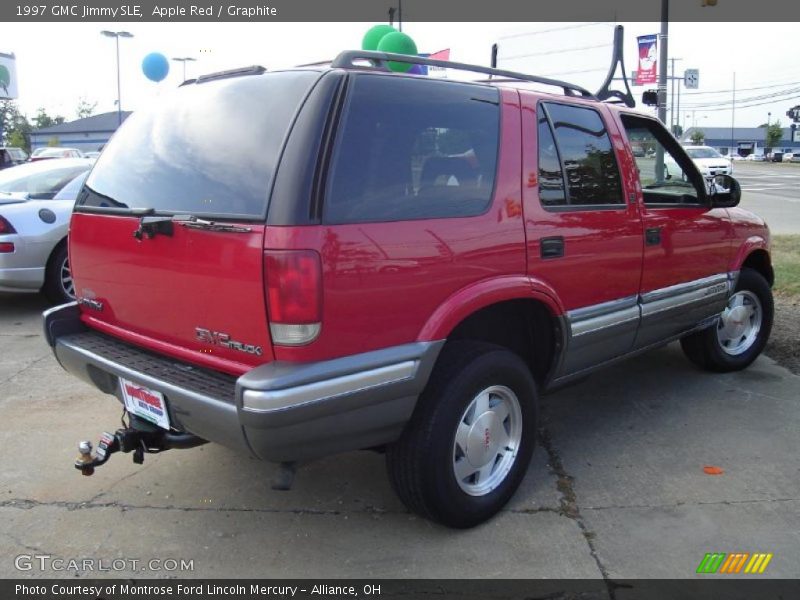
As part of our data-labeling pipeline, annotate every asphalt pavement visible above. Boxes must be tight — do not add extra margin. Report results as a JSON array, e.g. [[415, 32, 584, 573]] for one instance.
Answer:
[[1, 292, 798, 584], [734, 162, 800, 235]]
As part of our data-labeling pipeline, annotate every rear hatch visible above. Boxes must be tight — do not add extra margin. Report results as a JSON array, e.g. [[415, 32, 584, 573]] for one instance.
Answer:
[[70, 69, 320, 374]]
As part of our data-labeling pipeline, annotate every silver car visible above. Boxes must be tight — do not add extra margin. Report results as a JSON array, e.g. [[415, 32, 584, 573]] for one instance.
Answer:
[[0, 159, 93, 303]]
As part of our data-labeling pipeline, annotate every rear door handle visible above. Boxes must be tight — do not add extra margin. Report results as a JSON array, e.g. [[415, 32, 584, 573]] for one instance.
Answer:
[[645, 227, 662, 246], [540, 236, 565, 259]]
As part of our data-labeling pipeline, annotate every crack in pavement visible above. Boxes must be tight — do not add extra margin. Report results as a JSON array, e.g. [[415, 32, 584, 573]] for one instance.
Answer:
[[0, 354, 53, 387], [582, 497, 799, 511], [538, 422, 616, 600], [1, 530, 45, 554]]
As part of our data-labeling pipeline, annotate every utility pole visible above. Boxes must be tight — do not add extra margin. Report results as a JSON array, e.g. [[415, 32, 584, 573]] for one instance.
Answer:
[[731, 72, 736, 157], [658, 0, 669, 125]]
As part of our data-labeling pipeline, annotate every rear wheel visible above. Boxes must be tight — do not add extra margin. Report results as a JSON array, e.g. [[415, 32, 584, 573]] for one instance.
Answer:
[[386, 341, 537, 528], [43, 243, 75, 304], [680, 268, 773, 372]]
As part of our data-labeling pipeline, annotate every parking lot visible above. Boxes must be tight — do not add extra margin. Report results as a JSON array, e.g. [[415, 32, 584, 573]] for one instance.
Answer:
[[735, 162, 800, 235], [1, 290, 798, 581]]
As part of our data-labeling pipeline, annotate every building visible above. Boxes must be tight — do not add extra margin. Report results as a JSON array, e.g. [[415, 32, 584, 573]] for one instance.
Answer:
[[30, 111, 131, 153], [680, 126, 800, 158]]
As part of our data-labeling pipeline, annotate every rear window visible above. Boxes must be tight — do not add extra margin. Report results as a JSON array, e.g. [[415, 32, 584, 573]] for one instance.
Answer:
[[324, 75, 500, 224], [81, 70, 319, 219], [0, 161, 91, 198]]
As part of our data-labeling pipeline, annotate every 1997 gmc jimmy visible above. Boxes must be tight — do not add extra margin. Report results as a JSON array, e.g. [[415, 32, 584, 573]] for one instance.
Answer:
[[44, 51, 773, 528]]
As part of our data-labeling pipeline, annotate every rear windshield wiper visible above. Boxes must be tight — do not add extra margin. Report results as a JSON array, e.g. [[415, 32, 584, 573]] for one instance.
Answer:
[[172, 215, 252, 233]]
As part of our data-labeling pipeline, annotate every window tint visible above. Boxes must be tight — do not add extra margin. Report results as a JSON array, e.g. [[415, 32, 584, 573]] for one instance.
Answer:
[[543, 103, 623, 206], [325, 75, 499, 224], [82, 70, 319, 218], [537, 106, 567, 206], [621, 114, 701, 205]]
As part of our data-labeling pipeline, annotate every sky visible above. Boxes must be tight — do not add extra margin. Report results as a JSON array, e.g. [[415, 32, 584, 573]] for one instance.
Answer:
[[1, 21, 798, 131]]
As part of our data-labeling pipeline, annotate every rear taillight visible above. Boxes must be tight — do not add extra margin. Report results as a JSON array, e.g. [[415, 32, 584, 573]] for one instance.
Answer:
[[0, 216, 16, 234], [264, 250, 322, 346], [0, 242, 14, 253]]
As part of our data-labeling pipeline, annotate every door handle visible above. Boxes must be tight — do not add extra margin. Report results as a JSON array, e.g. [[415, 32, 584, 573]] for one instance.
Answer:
[[540, 236, 565, 259], [645, 227, 662, 246]]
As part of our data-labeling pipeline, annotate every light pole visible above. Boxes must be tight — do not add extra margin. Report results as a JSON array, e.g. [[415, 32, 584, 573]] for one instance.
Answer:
[[171, 57, 197, 82], [101, 30, 134, 127], [765, 111, 771, 158]]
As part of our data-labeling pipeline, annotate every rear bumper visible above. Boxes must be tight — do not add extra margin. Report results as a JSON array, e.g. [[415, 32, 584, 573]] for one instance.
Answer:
[[43, 303, 443, 462]]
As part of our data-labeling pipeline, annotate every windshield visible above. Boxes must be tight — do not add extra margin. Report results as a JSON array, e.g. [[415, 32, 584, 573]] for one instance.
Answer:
[[82, 70, 319, 219], [686, 147, 722, 159], [0, 161, 92, 197]]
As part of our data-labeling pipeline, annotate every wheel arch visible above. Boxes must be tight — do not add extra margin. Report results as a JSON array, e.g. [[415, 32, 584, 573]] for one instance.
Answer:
[[731, 237, 773, 287], [418, 277, 566, 389]]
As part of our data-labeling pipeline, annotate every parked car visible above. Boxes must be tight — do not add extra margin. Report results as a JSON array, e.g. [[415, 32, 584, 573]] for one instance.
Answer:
[[30, 147, 84, 162], [0, 161, 93, 301], [745, 153, 765, 161], [0, 146, 29, 170], [84, 151, 101, 160], [782, 152, 800, 163], [680, 145, 733, 176], [45, 53, 773, 529]]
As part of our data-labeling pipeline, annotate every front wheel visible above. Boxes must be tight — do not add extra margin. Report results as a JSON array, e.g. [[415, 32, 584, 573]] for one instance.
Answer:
[[680, 268, 773, 372], [386, 341, 537, 528]]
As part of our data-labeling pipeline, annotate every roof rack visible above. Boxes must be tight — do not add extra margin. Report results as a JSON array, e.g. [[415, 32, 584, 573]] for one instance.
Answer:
[[330, 50, 595, 99], [181, 65, 266, 86]]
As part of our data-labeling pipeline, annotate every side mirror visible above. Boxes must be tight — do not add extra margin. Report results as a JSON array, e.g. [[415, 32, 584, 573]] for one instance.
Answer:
[[708, 174, 741, 208]]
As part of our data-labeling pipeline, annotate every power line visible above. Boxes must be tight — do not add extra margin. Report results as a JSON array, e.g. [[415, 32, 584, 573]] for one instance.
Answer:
[[499, 22, 608, 41], [683, 87, 800, 109], [688, 94, 800, 113], [499, 42, 610, 61], [683, 79, 800, 96]]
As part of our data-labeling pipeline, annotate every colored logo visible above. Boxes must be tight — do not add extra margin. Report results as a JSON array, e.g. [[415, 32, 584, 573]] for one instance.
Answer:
[[696, 552, 773, 574]]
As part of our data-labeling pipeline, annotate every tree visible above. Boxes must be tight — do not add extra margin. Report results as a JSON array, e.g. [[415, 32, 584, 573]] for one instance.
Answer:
[[76, 98, 97, 120], [690, 129, 705, 145], [8, 130, 26, 149], [760, 120, 783, 150], [0, 100, 33, 152], [33, 107, 66, 130]]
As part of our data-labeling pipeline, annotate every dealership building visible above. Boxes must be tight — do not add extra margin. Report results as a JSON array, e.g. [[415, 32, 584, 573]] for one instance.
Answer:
[[30, 111, 131, 153], [680, 126, 800, 158]]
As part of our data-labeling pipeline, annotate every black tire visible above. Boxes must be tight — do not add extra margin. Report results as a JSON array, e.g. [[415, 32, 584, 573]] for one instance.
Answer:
[[680, 268, 773, 372], [43, 243, 75, 304], [386, 341, 537, 528]]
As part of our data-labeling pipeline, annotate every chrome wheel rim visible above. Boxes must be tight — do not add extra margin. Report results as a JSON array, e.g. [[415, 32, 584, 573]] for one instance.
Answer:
[[60, 256, 75, 299], [452, 385, 523, 497], [716, 290, 762, 356]]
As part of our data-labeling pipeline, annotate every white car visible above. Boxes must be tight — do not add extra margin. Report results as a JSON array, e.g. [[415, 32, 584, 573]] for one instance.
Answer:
[[0, 159, 93, 302], [682, 146, 733, 177]]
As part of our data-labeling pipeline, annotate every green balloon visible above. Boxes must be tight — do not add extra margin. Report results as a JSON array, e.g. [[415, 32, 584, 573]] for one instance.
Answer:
[[362, 24, 396, 51], [376, 31, 418, 73]]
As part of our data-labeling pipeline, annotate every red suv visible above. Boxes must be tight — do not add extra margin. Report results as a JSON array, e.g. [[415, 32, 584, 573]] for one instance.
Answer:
[[44, 52, 773, 528]]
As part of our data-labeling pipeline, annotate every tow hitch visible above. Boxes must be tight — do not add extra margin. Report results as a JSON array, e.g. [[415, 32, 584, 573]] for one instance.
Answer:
[[75, 416, 206, 476]]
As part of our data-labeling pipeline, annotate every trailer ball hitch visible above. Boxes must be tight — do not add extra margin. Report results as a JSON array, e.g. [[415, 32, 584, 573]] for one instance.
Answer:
[[74, 418, 206, 475]]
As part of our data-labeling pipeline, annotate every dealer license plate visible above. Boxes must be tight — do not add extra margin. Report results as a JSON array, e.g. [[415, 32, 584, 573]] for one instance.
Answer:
[[119, 377, 170, 430]]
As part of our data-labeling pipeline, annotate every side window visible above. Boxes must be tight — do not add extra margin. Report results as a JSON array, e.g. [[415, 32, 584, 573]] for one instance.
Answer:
[[620, 114, 702, 206], [324, 75, 500, 224], [542, 103, 623, 206], [537, 106, 567, 206]]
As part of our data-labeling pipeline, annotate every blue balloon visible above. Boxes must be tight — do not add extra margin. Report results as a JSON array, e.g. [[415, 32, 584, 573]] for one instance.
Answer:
[[142, 52, 169, 82], [408, 64, 425, 75]]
